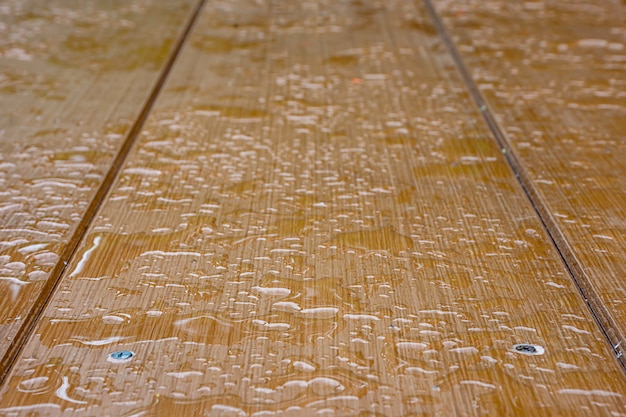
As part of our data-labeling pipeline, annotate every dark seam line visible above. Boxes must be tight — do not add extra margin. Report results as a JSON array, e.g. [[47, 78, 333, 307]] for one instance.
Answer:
[[0, 0, 208, 386], [422, 0, 626, 372]]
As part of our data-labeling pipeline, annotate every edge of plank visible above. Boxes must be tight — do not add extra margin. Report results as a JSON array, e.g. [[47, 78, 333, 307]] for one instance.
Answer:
[[0, 0, 208, 386], [420, 0, 626, 371]]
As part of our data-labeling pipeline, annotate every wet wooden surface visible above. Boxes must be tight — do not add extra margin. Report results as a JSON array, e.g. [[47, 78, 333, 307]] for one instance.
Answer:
[[0, 0, 625, 415], [434, 0, 626, 351], [0, 0, 198, 359], [1, 0, 626, 415]]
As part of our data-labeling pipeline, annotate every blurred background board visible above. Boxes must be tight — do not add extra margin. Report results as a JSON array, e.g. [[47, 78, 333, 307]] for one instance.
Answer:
[[0, 0, 624, 415], [433, 0, 626, 352], [0, 0, 199, 359]]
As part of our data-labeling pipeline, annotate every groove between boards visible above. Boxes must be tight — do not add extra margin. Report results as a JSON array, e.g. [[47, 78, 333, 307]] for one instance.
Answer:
[[420, 0, 626, 372], [0, 0, 208, 387]]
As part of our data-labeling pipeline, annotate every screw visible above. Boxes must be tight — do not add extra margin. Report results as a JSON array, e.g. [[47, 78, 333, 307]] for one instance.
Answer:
[[109, 350, 135, 362], [512, 343, 544, 356], [515, 344, 536, 353]]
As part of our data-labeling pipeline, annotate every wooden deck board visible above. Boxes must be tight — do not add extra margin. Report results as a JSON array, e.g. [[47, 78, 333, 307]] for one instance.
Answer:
[[0, 0, 198, 359], [434, 0, 626, 352], [0, 0, 624, 415]]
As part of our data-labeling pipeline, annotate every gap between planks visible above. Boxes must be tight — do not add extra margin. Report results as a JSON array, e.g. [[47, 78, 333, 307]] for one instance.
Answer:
[[0, 0, 209, 387], [421, 0, 626, 372]]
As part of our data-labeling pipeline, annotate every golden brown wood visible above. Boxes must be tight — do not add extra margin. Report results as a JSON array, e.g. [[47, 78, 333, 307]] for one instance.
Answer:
[[0, 0, 198, 358], [433, 0, 626, 354], [1, 0, 625, 415]]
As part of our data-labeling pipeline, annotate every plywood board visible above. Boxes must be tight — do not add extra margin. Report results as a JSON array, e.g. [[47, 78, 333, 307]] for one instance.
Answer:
[[433, 0, 626, 352], [0, 0, 624, 415], [0, 0, 198, 358]]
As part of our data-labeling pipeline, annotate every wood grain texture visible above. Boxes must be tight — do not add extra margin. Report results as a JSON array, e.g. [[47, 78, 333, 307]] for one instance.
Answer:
[[433, 0, 626, 354], [0, 0, 198, 358], [1, 0, 625, 415]]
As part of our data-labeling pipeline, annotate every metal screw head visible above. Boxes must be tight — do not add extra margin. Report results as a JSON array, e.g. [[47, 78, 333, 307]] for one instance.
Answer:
[[108, 350, 135, 363], [512, 344, 545, 356], [515, 344, 537, 353]]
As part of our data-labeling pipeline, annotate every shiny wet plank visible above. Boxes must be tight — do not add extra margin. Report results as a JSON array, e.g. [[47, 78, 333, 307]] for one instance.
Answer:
[[0, 0, 198, 358], [0, 0, 625, 415], [434, 0, 626, 351]]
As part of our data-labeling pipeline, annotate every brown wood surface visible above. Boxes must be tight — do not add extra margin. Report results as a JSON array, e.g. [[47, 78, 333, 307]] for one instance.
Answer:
[[0, 0, 198, 358], [1, 0, 625, 416], [434, 0, 626, 354]]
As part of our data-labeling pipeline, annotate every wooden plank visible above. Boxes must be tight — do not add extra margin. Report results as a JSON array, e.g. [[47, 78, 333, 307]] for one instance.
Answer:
[[432, 0, 626, 353], [0, 0, 198, 359], [1, 0, 625, 415]]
